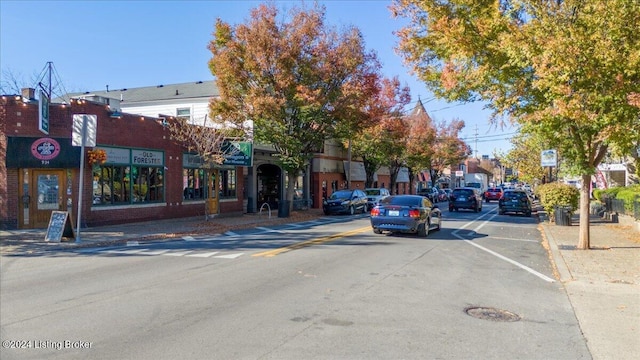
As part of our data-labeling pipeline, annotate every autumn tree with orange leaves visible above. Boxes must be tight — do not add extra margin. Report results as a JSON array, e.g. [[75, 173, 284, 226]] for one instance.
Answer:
[[392, 0, 640, 249], [208, 3, 380, 215], [349, 76, 411, 189], [405, 101, 470, 188]]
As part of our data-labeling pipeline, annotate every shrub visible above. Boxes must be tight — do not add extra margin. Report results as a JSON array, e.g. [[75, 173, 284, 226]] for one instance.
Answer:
[[615, 187, 640, 213], [592, 188, 605, 202], [537, 183, 580, 219]]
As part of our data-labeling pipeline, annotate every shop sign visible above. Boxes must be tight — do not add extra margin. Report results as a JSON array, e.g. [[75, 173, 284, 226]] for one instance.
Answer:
[[6, 137, 80, 168], [222, 141, 253, 166], [132, 149, 164, 166]]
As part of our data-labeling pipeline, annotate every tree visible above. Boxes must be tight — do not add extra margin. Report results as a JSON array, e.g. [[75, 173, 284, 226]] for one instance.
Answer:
[[404, 100, 470, 188], [208, 3, 379, 214], [392, 0, 640, 249], [349, 76, 411, 188], [504, 130, 548, 185]]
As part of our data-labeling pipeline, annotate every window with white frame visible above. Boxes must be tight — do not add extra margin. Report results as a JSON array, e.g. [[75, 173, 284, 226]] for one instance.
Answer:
[[176, 107, 191, 122]]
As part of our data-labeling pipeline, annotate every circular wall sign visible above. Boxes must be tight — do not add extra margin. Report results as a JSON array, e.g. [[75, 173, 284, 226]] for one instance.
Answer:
[[31, 138, 61, 161]]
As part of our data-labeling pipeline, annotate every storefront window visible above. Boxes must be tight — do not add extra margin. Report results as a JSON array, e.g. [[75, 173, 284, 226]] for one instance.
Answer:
[[220, 169, 236, 198], [182, 168, 236, 200], [183, 168, 206, 200], [92, 147, 165, 206]]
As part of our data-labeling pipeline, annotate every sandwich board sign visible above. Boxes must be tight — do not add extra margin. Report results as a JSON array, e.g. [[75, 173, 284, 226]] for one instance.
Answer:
[[45, 211, 75, 242]]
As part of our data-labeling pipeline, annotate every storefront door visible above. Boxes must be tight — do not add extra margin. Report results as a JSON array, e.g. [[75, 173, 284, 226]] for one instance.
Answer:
[[31, 170, 67, 228], [206, 169, 219, 218]]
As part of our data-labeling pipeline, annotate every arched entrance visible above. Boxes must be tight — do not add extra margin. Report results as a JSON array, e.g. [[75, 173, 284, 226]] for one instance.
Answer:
[[256, 164, 282, 211]]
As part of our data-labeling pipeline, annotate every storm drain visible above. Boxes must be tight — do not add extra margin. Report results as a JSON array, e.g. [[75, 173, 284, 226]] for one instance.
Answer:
[[464, 307, 521, 322]]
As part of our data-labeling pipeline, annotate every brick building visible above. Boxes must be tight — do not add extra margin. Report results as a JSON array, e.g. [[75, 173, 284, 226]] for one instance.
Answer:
[[1, 90, 244, 230]]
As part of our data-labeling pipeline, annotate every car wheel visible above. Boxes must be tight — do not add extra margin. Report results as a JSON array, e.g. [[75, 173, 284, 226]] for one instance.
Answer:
[[323, 210, 330, 215], [373, 228, 382, 234], [418, 222, 428, 237], [499, 209, 505, 215], [525, 211, 531, 217], [349, 205, 355, 215]]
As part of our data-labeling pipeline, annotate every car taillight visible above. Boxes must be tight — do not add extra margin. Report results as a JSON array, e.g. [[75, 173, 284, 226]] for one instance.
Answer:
[[371, 207, 380, 216], [409, 209, 420, 218]]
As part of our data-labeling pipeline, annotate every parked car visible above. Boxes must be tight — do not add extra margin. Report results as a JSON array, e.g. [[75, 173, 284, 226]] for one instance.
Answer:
[[437, 189, 449, 202], [484, 187, 503, 203], [418, 187, 440, 203], [370, 195, 441, 236], [323, 189, 368, 215], [364, 188, 390, 211], [448, 187, 483, 212], [498, 190, 532, 216]]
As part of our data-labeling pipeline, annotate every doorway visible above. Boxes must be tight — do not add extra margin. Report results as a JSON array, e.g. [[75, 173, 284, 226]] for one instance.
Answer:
[[28, 169, 68, 228], [257, 164, 282, 211]]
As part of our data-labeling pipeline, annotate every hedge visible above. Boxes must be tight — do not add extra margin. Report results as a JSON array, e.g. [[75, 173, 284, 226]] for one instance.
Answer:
[[536, 183, 580, 218]]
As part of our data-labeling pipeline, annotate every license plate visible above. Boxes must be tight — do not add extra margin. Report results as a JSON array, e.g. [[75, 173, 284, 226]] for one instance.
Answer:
[[511, 199, 518, 202], [458, 197, 466, 201], [388, 210, 399, 216]]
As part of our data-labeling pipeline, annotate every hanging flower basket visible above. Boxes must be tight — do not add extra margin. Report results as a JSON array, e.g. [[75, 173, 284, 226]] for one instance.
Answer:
[[87, 149, 107, 165]]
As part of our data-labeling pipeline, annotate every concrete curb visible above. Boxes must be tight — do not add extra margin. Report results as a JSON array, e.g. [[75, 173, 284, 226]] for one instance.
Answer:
[[541, 223, 573, 283]]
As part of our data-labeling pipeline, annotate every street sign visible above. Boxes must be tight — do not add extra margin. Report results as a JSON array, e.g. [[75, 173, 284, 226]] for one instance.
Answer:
[[541, 149, 557, 167], [38, 89, 50, 134], [72, 115, 97, 147]]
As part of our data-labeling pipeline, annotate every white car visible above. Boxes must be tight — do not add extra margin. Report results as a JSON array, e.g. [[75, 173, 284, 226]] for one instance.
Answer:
[[364, 188, 390, 211]]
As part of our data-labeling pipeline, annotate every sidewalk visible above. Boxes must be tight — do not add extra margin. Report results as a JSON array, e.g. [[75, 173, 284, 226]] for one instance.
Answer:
[[1, 208, 638, 359], [540, 213, 640, 360]]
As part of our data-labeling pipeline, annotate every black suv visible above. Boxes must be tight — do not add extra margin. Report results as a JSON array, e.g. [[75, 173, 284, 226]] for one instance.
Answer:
[[448, 187, 483, 212], [499, 190, 532, 216], [323, 189, 368, 215]]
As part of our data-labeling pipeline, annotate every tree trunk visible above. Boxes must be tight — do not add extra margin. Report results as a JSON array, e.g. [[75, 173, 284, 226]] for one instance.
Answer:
[[285, 174, 298, 217], [576, 174, 591, 249]]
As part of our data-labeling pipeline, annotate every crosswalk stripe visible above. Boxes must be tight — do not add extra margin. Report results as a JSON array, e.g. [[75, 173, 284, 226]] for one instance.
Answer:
[[163, 250, 193, 256], [105, 249, 146, 254], [140, 249, 171, 255], [214, 253, 244, 259], [186, 251, 220, 258]]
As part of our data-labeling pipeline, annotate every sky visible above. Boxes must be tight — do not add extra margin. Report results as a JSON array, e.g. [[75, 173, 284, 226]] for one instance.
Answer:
[[0, 0, 515, 157]]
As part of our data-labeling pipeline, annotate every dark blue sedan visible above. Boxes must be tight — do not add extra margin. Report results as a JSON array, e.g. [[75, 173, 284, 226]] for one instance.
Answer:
[[370, 195, 441, 237]]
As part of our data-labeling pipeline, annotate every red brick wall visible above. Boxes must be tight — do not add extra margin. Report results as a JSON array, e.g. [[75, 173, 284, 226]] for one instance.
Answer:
[[1, 96, 243, 229]]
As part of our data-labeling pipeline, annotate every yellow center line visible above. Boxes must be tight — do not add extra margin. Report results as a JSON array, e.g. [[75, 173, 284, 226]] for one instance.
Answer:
[[252, 226, 371, 257]]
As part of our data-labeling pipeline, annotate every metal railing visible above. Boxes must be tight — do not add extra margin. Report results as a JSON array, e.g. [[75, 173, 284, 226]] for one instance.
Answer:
[[292, 198, 312, 210], [603, 195, 640, 221]]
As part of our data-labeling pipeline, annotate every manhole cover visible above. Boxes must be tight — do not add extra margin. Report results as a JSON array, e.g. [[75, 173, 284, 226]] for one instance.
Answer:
[[465, 307, 521, 322]]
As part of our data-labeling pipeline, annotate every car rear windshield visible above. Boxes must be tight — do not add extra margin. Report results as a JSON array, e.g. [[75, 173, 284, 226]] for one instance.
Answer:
[[452, 189, 473, 197], [503, 191, 528, 200], [382, 196, 421, 206]]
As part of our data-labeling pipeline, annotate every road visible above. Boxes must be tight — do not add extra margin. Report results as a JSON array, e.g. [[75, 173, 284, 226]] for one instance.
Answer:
[[1, 203, 590, 359]]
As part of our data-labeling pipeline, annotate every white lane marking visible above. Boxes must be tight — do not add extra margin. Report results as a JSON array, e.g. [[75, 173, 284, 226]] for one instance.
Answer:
[[214, 253, 244, 259], [224, 231, 239, 236], [186, 251, 220, 258], [453, 212, 555, 283], [105, 249, 146, 254], [126, 241, 139, 246], [183, 236, 196, 241], [256, 227, 285, 233], [140, 249, 171, 255], [163, 250, 194, 256]]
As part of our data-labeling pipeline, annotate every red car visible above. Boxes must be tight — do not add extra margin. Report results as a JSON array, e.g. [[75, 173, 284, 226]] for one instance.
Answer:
[[484, 187, 503, 202]]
